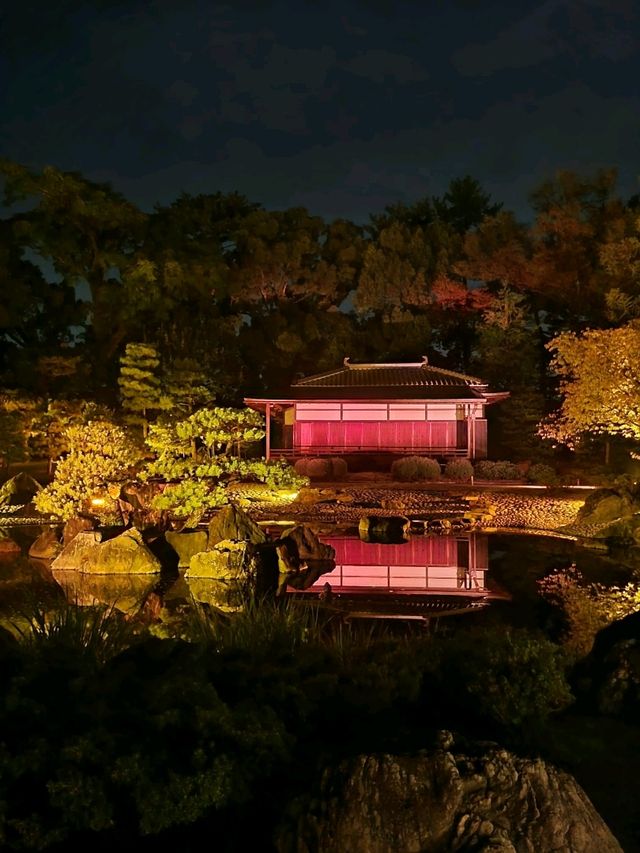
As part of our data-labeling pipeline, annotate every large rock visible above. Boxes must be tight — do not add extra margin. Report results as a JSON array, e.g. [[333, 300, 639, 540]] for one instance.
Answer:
[[82, 528, 161, 574], [570, 487, 640, 542], [51, 531, 103, 570], [186, 539, 251, 580], [207, 504, 267, 547], [166, 530, 208, 568], [276, 734, 622, 853], [280, 525, 335, 562], [28, 527, 62, 559]]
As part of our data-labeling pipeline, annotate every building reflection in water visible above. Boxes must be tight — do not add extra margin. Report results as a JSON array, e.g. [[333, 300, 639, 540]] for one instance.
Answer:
[[307, 533, 497, 598]]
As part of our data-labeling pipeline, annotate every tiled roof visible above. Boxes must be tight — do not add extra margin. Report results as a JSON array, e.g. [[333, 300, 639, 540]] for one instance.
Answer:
[[290, 357, 487, 400]]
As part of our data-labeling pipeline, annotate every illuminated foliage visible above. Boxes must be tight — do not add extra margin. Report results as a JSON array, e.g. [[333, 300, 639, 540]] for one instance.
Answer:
[[141, 408, 305, 521], [540, 322, 640, 447], [118, 343, 171, 436], [34, 421, 141, 520]]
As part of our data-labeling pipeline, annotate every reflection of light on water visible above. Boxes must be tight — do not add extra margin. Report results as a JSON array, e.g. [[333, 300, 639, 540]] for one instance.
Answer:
[[310, 533, 495, 597]]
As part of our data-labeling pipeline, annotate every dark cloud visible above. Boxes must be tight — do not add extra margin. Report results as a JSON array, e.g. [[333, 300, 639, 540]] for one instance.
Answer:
[[2, 0, 640, 222]]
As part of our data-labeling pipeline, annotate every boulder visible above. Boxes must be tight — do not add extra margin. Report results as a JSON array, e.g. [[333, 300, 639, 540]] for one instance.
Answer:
[[358, 515, 410, 544], [81, 528, 161, 574], [275, 537, 301, 574], [166, 530, 208, 568], [276, 734, 622, 853], [51, 531, 103, 570], [63, 516, 96, 547], [28, 527, 62, 559], [207, 504, 267, 547], [0, 472, 42, 507], [280, 525, 335, 562], [570, 487, 640, 542], [186, 540, 251, 580]]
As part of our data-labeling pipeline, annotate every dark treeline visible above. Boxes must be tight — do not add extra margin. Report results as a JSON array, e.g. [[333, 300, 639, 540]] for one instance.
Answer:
[[1, 160, 639, 457]]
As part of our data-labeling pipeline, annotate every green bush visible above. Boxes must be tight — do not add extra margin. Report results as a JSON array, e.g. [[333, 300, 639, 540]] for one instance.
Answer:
[[432, 626, 573, 729], [527, 463, 558, 486], [444, 458, 473, 481], [390, 456, 441, 482], [474, 460, 520, 480]]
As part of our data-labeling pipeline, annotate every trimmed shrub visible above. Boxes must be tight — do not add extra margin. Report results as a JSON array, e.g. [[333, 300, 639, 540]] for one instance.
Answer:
[[444, 458, 473, 481], [294, 457, 347, 480], [527, 463, 558, 486], [390, 456, 441, 482], [294, 458, 331, 480], [474, 459, 520, 480], [329, 457, 348, 479]]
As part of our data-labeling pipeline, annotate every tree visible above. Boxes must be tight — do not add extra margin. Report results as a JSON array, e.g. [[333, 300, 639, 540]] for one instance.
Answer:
[[141, 407, 304, 522], [118, 343, 170, 436], [34, 420, 140, 520], [433, 175, 502, 234], [539, 322, 640, 448], [164, 358, 215, 415], [0, 160, 145, 365], [528, 169, 627, 327]]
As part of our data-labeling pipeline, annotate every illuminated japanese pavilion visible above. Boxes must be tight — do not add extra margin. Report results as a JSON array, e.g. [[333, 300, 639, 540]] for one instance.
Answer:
[[245, 357, 508, 460]]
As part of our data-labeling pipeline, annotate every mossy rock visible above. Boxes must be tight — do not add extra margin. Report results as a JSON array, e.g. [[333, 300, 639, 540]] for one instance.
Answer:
[[51, 531, 103, 570], [207, 504, 267, 548], [166, 530, 208, 568], [81, 528, 162, 575], [186, 540, 250, 580]]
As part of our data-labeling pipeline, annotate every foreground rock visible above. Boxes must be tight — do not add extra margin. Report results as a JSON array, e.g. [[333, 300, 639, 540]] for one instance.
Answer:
[[82, 529, 161, 574], [276, 735, 621, 853], [62, 516, 96, 547], [166, 530, 208, 567], [187, 539, 252, 580], [208, 503, 267, 547], [29, 527, 62, 559], [281, 525, 335, 562], [53, 529, 161, 574], [51, 531, 103, 570]]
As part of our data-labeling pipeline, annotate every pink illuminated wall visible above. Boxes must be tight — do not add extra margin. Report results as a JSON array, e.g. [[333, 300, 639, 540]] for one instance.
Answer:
[[294, 420, 466, 452]]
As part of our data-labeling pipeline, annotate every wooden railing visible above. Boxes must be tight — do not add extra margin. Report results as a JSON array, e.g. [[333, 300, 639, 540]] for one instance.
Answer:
[[270, 445, 470, 458]]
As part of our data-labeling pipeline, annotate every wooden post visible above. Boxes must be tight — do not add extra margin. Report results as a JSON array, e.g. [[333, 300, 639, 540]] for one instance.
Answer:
[[265, 402, 271, 461]]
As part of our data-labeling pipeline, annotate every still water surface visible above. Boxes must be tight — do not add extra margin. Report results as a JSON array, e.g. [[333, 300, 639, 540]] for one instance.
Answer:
[[0, 526, 631, 623]]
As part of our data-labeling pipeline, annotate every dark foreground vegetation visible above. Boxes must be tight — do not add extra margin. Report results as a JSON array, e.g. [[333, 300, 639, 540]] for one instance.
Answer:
[[0, 589, 636, 851]]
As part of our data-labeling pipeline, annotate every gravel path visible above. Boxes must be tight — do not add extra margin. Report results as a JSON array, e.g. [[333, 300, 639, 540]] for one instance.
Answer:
[[231, 484, 585, 533]]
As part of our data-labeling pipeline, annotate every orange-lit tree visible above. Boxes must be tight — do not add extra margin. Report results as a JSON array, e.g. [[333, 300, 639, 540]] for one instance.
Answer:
[[540, 322, 640, 450]]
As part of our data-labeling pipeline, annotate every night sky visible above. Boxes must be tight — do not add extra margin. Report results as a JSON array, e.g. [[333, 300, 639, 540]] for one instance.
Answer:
[[2, 0, 639, 221]]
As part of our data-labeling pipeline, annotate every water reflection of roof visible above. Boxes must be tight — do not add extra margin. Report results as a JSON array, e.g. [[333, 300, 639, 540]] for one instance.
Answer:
[[288, 591, 492, 620]]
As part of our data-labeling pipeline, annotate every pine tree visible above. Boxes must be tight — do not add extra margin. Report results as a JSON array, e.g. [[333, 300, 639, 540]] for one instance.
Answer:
[[118, 343, 169, 437]]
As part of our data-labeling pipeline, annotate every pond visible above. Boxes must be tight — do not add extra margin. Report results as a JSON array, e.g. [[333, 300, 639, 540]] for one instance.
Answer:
[[0, 524, 633, 627]]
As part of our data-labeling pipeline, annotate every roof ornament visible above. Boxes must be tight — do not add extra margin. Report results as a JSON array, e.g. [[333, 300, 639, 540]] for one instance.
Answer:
[[343, 356, 351, 367], [421, 355, 429, 365]]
